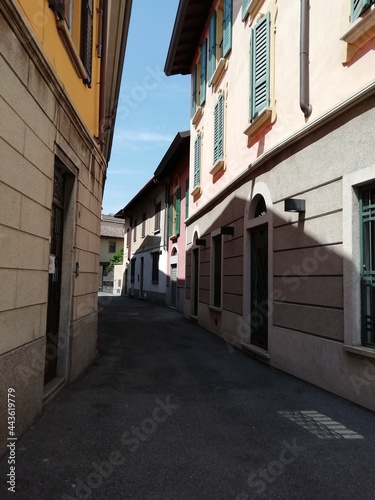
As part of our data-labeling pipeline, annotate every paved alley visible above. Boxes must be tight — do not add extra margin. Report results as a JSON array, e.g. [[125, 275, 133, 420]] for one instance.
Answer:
[[1, 296, 375, 499]]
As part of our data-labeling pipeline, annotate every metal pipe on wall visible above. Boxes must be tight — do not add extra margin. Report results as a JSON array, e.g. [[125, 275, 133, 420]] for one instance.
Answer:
[[300, 0, 312, 117]]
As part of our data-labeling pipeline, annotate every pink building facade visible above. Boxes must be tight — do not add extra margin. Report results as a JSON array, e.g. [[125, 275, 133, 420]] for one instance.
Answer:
[[165, 0, 375, 410]]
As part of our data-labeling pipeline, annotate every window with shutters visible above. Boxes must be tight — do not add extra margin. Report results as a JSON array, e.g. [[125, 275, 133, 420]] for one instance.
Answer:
[[191, 39, 207, 126], [191, 133, 202, 198], [169, 178, 181, 239], [210, 233, 223, 309], [48, 0, 94, 86], [133, 219, 137, 242], [242, 0, 265, 22], [244, 12, 273, 142], [341, 1, 375, 63], [210, 93, 225, 176], [141, 212, 146, 238], [109, 241, 116, 253], [126, 228, 130, 248], [154, 201, 161, 233], [208, 0, 232, 87]]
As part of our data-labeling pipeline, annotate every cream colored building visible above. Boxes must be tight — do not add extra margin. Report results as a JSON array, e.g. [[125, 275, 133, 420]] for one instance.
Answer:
[[166, 0, 375, 410], [99, 214, 124, 293], [0, 0, 132, 456]]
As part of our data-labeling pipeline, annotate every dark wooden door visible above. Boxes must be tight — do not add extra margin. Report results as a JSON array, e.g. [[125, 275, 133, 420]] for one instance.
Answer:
[[250, 225, 268, 350], [45, 170, 65, 384]]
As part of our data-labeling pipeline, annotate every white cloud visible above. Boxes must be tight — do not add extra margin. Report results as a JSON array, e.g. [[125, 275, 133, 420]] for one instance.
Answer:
[[115, 130, 173, 143]]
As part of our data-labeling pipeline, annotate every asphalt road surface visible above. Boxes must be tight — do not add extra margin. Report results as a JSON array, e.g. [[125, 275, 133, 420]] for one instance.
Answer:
[[1, 296, 375, 499]]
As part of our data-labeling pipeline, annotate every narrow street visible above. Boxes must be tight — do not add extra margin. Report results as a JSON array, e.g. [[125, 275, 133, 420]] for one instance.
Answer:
[[1, 296, 375, 499]]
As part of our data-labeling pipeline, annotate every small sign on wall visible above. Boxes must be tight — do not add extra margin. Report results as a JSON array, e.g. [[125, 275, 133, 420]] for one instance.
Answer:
[[49, 255, 56, 274]]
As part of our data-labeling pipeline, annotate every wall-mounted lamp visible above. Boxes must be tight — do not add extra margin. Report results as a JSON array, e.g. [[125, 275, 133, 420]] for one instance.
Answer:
[[284, 199, 306, 212], [220, 226, 234, 236], [196, 238, 206, 246]]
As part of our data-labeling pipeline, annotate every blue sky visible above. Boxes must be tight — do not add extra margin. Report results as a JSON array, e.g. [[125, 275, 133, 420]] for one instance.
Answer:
[[102, 0, 190, 215]]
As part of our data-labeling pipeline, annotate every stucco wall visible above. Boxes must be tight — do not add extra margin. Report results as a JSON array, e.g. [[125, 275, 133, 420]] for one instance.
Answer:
[[0, 2, 105, 455]]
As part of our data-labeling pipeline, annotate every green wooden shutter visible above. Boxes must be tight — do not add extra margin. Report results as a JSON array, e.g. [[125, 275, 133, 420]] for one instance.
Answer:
[[185, 178, 189, 219], [176, 188, 181, 236], [250, 12, 270, 121], [191, 65, 197, 117], [351, 0, 371, 21], [200, 39, 207, 106], [214, 94, 224, 165], [194, 135, 201, 188], [223, 0, 232, 57], [168, 195, 173, 237], [242, 0, 251, 21], [208, 12, 217, 84], [80, 0, 94, 87]]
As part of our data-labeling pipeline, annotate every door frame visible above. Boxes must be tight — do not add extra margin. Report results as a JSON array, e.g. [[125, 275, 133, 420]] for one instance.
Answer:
[[191, 245, 200, 317], [243, 186, 273, 353], [45, 155, 76, 385]]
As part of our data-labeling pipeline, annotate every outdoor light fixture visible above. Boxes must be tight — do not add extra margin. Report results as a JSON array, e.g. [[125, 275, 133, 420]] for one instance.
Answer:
[[284, 198, 306, 212], [220, 226, 234, 236], [196, 238, 206, 246]]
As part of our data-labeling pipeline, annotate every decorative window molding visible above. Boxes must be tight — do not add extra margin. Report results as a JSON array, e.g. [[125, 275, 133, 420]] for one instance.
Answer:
[[341, 5, 375, 63], [210, 57, 228, 88], [244, 107, 272, 141], [57, 20, 88, 81], [210, 159, 226, 177], [192, 105, 203, 126], [242, 0, 265, 22]]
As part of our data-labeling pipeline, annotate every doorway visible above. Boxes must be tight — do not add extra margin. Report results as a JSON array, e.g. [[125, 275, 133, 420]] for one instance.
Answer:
[[140, 257, 144, 298], [171, 264, 177, 308], [250, 224, 268, 349], [45, 168, 65, 384], [192, 247, 199, 316]]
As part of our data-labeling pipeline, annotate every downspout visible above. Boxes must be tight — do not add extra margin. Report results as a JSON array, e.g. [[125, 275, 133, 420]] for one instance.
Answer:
[[300, 0, 312, 117], [98, 0, 108, 146]]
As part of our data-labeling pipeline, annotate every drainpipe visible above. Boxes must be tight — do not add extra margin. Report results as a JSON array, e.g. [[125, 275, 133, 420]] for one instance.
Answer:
[[98, 0, 108, 145], [300, 0, 312, 118]]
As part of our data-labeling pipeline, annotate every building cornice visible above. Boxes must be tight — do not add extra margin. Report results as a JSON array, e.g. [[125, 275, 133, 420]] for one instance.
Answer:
[[186, 79, 375, 225]]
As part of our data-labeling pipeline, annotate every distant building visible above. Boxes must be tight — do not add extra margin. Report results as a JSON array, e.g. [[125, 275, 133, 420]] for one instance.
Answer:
[[0, 0, 132, 457], [165, 0, 375, 410], [99, 214, 125, 293], [117, 131, 190, 310]]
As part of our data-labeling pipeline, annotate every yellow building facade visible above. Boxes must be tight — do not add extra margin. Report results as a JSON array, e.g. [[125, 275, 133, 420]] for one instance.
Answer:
[[0, 0, 132, 456]]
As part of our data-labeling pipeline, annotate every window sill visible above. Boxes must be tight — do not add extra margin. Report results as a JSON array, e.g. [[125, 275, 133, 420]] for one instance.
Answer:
[[243, 0, 265, 22], [170, 234, 179, 242], [241, 342, 270, 359], [191, 185, 202, 198], [192, 106, 203, 126], [343, 345, 375, 360], [341, 6, 375, 63], [210, 159, 226, 177], [56, 19, 88, 82], [153, 228, 161, 234], [209, 58, 228, 88], [244, 107, 272, 142], [208, 305, 222, 313]]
